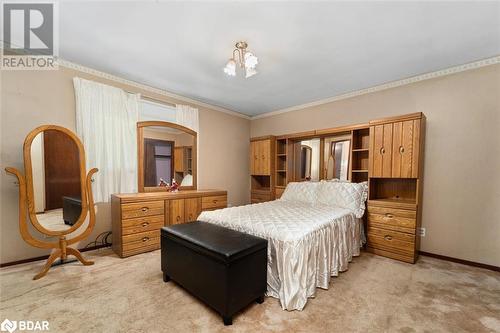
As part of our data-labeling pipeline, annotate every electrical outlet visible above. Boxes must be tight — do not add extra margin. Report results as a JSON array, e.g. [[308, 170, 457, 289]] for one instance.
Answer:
[[418, 227, 426, 237]]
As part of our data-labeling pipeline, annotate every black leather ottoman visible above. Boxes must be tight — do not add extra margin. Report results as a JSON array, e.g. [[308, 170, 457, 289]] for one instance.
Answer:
[[161, 221, 267, 325], [62, 196, 82, 225]]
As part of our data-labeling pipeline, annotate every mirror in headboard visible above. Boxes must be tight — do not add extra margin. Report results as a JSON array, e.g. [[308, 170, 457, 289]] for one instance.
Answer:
[[323, 134, 351, 181], [137, 121, 197, 191], [298, 138, 320, 181]]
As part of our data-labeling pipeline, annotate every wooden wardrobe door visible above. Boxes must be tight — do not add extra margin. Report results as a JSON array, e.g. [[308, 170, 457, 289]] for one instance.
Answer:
[[392, 120, 419, 178], [170, 199, 185, 224], [261, 139, 271, 175], [400, 120, 415, 177], [185, 197, 201, 222], [250, 141, 257, 175], [411, 119, 421, 178], [392, 122, 403, 178], [381, 123, 393, 177], [371, 125, 384, 177]]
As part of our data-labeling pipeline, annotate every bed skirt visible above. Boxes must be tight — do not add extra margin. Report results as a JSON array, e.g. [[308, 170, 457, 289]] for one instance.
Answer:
[[202, 213, 362, 311]]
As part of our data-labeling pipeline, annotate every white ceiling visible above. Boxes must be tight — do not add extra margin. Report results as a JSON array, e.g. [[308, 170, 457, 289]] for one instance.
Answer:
[[59, 1, 500, 116]]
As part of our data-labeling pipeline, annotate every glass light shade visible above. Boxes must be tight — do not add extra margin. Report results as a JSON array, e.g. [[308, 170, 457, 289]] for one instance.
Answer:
[[245, 67, 257, 78], [244, 52, 258, 69], [223, 59, 236, 76]]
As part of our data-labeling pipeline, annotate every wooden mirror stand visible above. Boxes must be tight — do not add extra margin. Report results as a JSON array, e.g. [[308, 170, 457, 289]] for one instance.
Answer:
[[5, 125, 99, 280]]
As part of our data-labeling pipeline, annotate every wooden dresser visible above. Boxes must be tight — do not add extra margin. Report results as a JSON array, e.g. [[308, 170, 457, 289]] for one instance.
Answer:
[[111, 190, 227, 258]]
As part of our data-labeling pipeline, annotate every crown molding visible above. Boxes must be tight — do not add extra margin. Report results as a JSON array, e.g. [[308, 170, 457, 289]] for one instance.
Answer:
[[251, 55, 500, 120], [56, 59, 251, 120]]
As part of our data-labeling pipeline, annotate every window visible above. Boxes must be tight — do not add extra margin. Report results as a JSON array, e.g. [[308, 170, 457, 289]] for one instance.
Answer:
[[140, 99, 176, 122]]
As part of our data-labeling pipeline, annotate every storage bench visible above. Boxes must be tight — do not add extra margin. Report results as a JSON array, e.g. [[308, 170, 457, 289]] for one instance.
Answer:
[[161, 221, 267, 325]]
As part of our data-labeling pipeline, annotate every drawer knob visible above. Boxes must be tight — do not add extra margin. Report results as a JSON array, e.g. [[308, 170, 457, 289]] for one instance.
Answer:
[[141, 207, 149, 212], [212, 200, 217, 204], [385, 213, 394, 219], [399, 146, 405, 154], [142, 222, 149, 227], [384, 235, 393, 241], [380, 147, 385, 154], [142, 237, 150, 242]]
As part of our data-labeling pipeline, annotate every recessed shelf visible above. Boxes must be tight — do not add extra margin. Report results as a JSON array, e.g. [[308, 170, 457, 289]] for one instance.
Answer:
[[352, 148, 369, 152], [352, 169, 368, 173]]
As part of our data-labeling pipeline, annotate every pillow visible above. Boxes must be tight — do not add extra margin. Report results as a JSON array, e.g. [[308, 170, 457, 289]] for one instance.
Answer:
[[280, 181, 319, 204], [316, 181, 368, 218]]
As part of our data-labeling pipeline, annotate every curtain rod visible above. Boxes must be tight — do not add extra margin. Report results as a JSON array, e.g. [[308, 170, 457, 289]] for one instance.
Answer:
[[140, 95, 176, 108], [124, 90, 176, 107]]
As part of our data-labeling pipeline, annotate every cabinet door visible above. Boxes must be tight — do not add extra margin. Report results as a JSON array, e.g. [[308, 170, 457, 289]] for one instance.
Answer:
[[260, 139, 271, 175], [170, 199, 185, 225], [184, 197, 201, 222], [250, 141, 258, 175], [392, 120, 420, 178], [371, 125, 384, 177], [174, 147, 184, 173], [370, 124, 393, 177], [381, 123, 393, 177]]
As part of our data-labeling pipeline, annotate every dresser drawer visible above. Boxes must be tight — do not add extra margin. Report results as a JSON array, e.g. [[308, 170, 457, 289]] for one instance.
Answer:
[[122, 200, 164, 219], [122, 230, 160, 254], [367, 226, 415, 256], [122, 215, 164, 236], [202, 195, 227, 210], [368, 206, 416, 234]]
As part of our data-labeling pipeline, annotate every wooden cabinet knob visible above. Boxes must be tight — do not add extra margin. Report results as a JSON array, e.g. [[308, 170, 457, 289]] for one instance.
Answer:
[[142, 237, 150, 242], [399, 146, 404, 154], [141, 207, 149, 212], [384, 235, 393, 241], [141, 222, 149, 227], [176, 216, 181, 221], [384, 213, 394, 219], [380, 147, 385, 154]]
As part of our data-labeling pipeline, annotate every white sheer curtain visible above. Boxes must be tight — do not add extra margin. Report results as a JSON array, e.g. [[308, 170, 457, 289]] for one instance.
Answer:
[[175, 104, 199, 132], [73, 77, 140, 203]]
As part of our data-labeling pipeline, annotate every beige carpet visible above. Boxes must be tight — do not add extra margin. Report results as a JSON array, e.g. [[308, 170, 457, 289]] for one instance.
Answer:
[[1, 249, 499, 333]]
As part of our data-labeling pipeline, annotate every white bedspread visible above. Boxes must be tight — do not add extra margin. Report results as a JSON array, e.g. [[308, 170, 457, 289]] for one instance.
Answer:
[[198, 200, 362, 311]]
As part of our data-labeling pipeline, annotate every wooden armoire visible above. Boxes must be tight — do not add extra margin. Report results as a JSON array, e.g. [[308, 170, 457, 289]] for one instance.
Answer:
[[367, 112, 425, 263]]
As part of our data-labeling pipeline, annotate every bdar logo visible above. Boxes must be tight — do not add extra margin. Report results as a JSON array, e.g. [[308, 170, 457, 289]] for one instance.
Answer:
[[0, 319, 17, 333]]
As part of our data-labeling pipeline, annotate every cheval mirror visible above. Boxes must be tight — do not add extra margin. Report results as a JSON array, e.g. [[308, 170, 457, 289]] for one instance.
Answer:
[[137, 121, 197, 192], [5, 125, 98, 280]]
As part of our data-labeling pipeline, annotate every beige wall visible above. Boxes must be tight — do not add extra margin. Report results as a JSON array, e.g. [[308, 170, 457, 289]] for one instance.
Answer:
[[251, 64, 500, 267], [0, 66, 250, 264]]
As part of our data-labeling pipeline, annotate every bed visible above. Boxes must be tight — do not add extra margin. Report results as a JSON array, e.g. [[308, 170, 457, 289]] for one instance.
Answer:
[[198, 180, 368, 311]]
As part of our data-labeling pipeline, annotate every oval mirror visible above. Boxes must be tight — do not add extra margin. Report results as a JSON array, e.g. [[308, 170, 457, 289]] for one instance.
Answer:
[[25, 126, 89, 236], [137, 121, 197, 192]]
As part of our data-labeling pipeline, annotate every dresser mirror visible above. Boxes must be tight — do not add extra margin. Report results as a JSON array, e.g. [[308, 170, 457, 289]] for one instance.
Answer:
[[137, 121, 197, 192], [298, 138, 320, 181], [5, 125, 98, 279], [324, 135, 351, 181]]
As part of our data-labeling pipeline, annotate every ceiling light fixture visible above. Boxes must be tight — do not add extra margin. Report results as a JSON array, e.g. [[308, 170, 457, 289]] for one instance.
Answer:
[[223, 41, 258, 78]]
